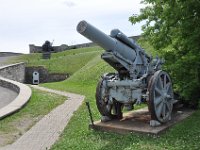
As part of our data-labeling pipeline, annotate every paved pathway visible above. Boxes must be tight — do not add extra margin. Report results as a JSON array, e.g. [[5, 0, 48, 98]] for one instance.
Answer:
[[0, 56, 19, 109], [0, 57, 9, 66], [0, 56, 15, 66], [0, 86, 18, 109], [1, 85, 85, 150]]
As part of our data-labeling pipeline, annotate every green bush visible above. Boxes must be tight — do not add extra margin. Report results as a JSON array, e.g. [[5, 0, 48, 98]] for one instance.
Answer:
[[130, 0, 200, 102]]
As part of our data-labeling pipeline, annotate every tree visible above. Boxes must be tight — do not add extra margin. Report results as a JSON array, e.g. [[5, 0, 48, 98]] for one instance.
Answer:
[[130, 0, 200, 103]]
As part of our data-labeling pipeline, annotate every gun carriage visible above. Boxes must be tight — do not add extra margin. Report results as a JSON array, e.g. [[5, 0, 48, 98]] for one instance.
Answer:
[[77, 20, 174, 126]]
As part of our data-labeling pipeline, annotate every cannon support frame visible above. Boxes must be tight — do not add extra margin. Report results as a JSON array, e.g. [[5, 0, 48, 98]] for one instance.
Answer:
[[77, 20, 174, 126]]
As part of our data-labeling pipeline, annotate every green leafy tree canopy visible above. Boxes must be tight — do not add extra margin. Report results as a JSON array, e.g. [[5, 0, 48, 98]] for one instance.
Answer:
[[130, 0, 200, 102]]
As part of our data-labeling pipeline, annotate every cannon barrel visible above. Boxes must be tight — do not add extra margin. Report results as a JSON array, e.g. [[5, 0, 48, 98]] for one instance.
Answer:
[[77, 20, 136, 62], [111, 29, 151, 60], [111, 29, 138, 50]]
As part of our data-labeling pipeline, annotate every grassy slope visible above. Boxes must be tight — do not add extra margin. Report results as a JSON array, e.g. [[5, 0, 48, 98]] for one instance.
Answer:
[[0, 88, 66, 146], [37, 47, 200, 149], [9, 46, 102, 75], [9, 44, 200, 149]]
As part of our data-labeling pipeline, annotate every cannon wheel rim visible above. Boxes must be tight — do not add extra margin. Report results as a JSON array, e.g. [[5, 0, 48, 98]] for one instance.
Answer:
[[148, 70, 174, 123], [96, 77, 123, 119]]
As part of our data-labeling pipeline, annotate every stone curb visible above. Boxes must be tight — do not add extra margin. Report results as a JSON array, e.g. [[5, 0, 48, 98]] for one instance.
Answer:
[[0, 62, 24, 70], [0, 77, 32, 119], [1, 85, 84, 150]]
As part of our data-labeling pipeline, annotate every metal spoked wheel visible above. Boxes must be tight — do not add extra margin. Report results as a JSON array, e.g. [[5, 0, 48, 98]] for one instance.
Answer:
[[96, 75, 123, 120], [148, 70, 174, 123]]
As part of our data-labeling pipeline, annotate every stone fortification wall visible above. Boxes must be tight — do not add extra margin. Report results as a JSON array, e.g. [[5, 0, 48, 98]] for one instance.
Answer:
[[0, 52, 22, 57], [0, 78, 19, 93], [29, 44, 70, 53], [29, 45, 43, 53], [29, 43, 95, 53], [0, 62, 67, 84], [29, 35, 140, 53], [0, 75, 31, 119], [0, 62, 25, 83], [25, 66, 67, 84], [53, 44, 70, 52], [0, 63, 32, 119]]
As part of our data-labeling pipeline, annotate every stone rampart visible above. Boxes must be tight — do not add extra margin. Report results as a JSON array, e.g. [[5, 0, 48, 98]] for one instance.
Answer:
[[25, 66, 67, 84], [0, 62, 25, 83], [0, 63, 31, 119], [0, 52, 22, 57], [29, 35, 141, 53], [29, 43, 94, 53]]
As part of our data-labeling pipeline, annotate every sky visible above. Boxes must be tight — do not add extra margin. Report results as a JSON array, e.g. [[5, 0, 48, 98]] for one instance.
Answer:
[[0, 0, 145, 53]]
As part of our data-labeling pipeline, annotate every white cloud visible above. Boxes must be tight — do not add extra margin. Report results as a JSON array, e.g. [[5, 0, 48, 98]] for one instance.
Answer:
[[62, 1, 76, 7], [0, 0, 145, 53]]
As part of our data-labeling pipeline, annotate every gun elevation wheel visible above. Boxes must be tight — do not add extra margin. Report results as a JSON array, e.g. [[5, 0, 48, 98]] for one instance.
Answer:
[[148, 70, 174, 123], [96, 74, 123, 120]]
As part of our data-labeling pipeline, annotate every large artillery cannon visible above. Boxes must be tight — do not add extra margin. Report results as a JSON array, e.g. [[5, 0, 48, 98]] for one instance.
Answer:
[[77, 20, 174, 126]]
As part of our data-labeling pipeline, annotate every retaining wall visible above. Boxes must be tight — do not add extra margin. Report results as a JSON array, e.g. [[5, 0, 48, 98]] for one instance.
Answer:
[[0, 78, 19, 93], [29, 43, 94, 53], [0, 52, 22, 57], [0, 62, 25, 83], [0, 63, 32, 119], [25, 66, 67, 84], [29, 35, 141, 53]]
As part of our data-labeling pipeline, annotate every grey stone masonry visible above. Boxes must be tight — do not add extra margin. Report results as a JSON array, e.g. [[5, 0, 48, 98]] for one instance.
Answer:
[[29, 35, 141, 53], [0, 60, 32, 119], [0, 62, 25, 83], [0, 86, 18, 109], [0, 77, 32, 119], [25, 66, 67, 84]]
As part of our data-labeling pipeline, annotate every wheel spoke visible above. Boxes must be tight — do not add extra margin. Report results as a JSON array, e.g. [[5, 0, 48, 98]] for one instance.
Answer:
[[155, 87, 163, 96], [163, 74, 167, 89], [165, 82, 171, 92], [148, 71, 174, 123], [158, 77, 163, 89], [106, 104, 111, 112], [154, 96, 162, 106], [162, 103, 166, 117], [166, 101, 172, 112], [156, 102, 164, 117], [112, 104, 117, 115], [101, 88, 105, 94], [96, 77, 123, 119]]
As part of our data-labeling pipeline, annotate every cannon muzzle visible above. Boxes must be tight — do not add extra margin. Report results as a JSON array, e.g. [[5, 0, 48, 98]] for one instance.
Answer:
[[77, 20, 116, 51], [77, 20, 136, 62]]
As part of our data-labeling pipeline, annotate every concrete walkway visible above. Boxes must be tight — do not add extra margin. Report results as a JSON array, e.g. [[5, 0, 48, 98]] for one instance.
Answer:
[[0, 56, 15, 66], [0, 56, 18, 109], [1, 85, 85, 150], [0, 86, 18, 109]]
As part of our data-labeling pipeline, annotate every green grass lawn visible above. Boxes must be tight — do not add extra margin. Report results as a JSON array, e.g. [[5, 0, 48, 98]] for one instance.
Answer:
[[9, 46, 103, 75], [39, 49, 200, 150], [9, 44, 200, 149], [0, 88, 66, 146]]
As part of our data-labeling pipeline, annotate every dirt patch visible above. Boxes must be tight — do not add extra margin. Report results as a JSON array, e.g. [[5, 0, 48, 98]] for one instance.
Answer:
[[0, 133, 16, 147], [0, 115, 43, 147], [13, 116, 35, 134]]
